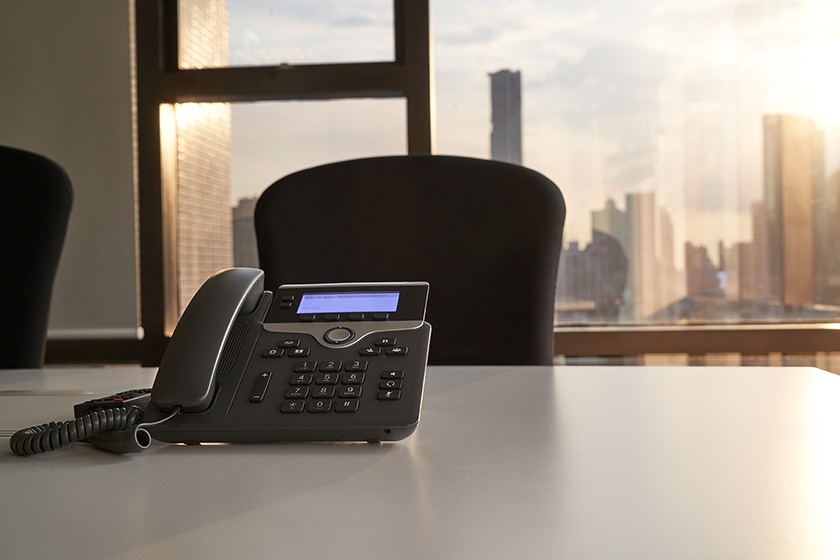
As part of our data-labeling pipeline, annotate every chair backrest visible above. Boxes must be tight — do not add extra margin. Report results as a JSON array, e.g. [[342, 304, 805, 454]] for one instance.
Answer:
[[254, 155, 565, 365], [0, 146, 73, 368]]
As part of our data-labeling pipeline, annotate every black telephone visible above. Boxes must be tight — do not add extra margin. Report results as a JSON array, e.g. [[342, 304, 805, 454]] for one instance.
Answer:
[[10, 268, 432, 456]]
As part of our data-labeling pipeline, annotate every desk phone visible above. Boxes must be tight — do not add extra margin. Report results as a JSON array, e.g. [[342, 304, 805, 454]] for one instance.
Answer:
[[10, 268, 431, 456]]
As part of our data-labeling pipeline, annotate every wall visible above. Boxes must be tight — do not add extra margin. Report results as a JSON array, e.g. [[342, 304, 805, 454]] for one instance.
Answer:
[[0, 1, 140, 339]]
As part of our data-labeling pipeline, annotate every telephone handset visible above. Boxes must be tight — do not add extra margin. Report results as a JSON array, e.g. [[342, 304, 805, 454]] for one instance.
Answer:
[[10, 268, 431, 456], [150, 267, 265, 413]]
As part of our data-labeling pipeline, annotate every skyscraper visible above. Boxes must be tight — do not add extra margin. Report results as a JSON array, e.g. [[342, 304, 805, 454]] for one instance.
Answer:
[[763, 115, 824, 308], [750, 200, 769, 302], [587, 193, 680, 321], [685, 242, 720, 296], [489, 69, 522, 165]]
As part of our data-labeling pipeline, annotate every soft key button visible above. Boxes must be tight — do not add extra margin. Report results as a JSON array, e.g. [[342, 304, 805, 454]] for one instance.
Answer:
[[323, 326, 355, 345]]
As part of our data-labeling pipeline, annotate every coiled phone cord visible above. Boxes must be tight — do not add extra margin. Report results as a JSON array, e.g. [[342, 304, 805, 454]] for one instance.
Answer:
[[10, 406, 151, 456]]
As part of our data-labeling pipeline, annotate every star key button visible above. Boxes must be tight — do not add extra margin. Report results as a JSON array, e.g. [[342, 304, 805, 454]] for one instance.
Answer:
[[280, 400, 305, 413]]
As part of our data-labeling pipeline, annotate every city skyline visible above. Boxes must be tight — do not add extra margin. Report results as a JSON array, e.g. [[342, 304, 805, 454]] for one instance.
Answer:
[[222, 0, 840, 257], [179, 0, 840, 323], [230, 108, 840, 324], [555, 113, 840, 323]]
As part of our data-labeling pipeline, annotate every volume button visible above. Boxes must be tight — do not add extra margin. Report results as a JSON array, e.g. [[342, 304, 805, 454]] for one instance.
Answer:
[[250, 371, 271, 403]]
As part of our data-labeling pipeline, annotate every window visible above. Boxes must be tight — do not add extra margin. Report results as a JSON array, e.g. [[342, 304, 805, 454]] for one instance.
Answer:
[[179, 0, 394, 69], [173, 0, 407, 312], [435, 0, 840, 324], [431, 0, 840, 357], [134, 0, 840, 364], [134, 0, 430, 363]]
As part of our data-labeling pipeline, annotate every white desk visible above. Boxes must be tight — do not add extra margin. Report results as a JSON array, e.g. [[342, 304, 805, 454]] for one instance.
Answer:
[[2, 365, 840, 559]]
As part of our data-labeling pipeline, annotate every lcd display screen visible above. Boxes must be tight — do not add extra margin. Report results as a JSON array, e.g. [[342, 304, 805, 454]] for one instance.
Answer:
[[297, 292, 400, 314]]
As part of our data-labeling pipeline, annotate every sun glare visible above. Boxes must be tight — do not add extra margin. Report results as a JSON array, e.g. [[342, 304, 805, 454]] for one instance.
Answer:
[[804, 4, 840, 125], [175, 102, 203, 129], [804, 33, 840, 125], [764, 2, 840, 126]]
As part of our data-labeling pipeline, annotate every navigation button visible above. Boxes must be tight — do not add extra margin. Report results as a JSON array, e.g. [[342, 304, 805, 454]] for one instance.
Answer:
[[324, 326, 355, 345]]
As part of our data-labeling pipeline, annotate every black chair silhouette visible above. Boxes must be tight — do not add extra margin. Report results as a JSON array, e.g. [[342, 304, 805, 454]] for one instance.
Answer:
[[254, 155, 565, 365], [0, 146, 73, 368]]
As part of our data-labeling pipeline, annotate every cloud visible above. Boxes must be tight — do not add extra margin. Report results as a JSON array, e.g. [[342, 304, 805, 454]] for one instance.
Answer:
[[542, 42, 671, 188], [436, 25, 508, 48], [228, 0, 393, 65]]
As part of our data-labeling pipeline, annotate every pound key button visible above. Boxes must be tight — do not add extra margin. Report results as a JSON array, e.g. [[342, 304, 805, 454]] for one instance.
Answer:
[[335, 400, 360, 413]]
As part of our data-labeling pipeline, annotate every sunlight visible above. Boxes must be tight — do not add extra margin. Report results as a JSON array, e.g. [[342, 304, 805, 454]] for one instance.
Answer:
[[805, 37, 840, 125], [175, 102, 203, 129], [804, 3, 840, 125], [763, 1, 840, 126]]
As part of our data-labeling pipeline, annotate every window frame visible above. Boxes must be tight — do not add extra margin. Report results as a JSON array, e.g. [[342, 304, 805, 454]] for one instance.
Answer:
[[554, 324, 840, 358], [132, 0, 432, 365], [47, 0, 840, 365]]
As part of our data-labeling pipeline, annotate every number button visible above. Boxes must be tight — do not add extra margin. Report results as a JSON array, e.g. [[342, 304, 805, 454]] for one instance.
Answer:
[[338, 386, 362, 398], [309, 400, 332, 413], [341, 372, 365, 384], [293, 361, 317, 373], [315, 372, 339, 385], [345, 360, 368, 372], [285, 386, 309, 399], [319, 361, 342, 372], [290, 373, 314, 385], [312, 386, 336, 399]]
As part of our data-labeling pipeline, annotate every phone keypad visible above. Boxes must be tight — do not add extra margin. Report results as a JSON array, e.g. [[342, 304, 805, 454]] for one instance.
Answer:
[[249, 335, 411, 415], [279, 360, 381, 414]]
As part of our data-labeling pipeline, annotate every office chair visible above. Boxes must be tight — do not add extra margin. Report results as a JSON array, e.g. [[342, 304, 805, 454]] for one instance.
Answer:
[[0, 146, 73, 368], [254, 155, 565, 365]]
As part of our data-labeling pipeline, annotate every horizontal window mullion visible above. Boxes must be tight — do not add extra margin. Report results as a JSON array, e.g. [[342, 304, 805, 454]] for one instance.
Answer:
[[554, 326, 840, 357], [158, 63, 409, 103]]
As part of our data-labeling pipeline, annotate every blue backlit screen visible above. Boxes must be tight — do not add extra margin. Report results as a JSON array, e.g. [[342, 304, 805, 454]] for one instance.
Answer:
[[297, 292, 400, 314]]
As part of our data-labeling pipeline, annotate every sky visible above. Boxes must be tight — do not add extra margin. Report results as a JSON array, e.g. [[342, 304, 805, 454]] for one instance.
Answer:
[[222, 0, 840, 254]]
